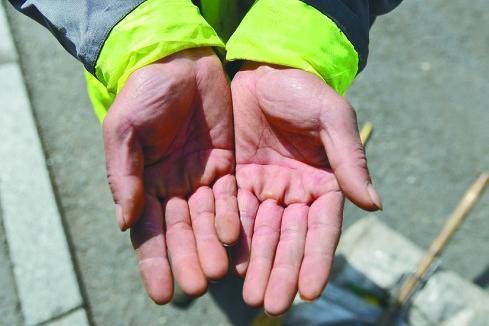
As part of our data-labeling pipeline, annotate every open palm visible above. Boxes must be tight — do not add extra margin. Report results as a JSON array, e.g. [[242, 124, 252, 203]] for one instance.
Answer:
[[103, 48, 239, 304], [231, 63, 382, 315]]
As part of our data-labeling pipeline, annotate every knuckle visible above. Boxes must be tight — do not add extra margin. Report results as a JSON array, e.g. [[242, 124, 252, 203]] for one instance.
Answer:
[[192, 211, 214, 224], [336, 145, 368, 173], [304, 249, 335, 265], [239, 209, 256, 223], [254, 224, 280, 238], [166, 221, 192, 234], [309, 220, 341, 237], [351, 145, 368, 167], [279, 226, 301, 241]]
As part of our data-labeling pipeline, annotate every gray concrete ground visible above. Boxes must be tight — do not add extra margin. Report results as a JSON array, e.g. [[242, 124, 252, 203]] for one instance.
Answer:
[[1, 2, 88, 325], [1, 0, 488, 325], [0, 62, 88, 325], [0, 198, 23, 326], [346, 0, 489, 283], [0, 6, 23, 324]]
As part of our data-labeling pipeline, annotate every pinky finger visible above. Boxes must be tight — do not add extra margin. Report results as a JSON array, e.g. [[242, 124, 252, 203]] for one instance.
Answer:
[[231, 189, 259, 276]]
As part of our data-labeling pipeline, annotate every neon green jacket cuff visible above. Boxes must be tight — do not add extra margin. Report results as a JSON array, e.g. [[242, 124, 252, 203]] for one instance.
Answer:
[[85, 0, 224, 122], [226, 0, 359, 95]]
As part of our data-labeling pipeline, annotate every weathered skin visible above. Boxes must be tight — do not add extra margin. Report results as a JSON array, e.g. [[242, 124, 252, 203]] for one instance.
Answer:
[[103, 48, 239, 304], [231, 63, 382, 315]]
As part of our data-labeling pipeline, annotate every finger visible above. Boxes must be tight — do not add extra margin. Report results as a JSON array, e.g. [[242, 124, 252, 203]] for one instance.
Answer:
[[103, 108, 144, 231], [243, 200, 283, 307], [264, 204, 308, 316], [213, 174, 240, 245], [165, 197, 207, 296], [188, 187, 228, 280], [130, 195, 172, 304], [299, 192, 343, 300], [319, 99, 382, 211], [231, 189, 259, 276]]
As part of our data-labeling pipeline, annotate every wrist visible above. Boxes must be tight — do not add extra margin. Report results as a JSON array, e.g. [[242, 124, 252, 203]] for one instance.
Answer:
[[226, 0, 358, 95]]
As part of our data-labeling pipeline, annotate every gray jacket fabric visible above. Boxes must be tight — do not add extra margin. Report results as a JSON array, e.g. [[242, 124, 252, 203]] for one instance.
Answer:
[[8, 0, 402, 75], [303, 0, 403, 71], [8, 0, 144, 73]]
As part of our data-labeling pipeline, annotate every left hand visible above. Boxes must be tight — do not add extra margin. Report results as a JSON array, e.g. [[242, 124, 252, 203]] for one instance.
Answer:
[[230, 63, 382, 315]]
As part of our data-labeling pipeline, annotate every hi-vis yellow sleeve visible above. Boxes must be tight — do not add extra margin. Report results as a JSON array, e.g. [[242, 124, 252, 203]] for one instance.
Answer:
[[226, 0, 359, 95], [85, 0, 224, 122]]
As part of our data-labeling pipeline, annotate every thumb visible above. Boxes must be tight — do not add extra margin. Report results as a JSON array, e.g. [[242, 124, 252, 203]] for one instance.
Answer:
[[319, 100, 382, 211], [103, 107, 144, 231]]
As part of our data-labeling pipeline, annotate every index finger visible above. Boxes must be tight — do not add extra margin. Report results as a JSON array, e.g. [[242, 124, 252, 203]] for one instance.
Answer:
[[213, 174, 240, 245], [298, 192, 344, 300], [131, 194, 173, 304], [264, 203, 308, 316]]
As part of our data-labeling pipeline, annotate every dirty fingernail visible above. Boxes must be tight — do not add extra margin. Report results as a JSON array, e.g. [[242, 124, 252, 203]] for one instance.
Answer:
[[367, 184, 383, 211]]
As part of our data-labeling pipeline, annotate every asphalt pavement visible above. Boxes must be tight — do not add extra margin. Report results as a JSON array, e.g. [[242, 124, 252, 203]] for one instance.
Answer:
[[2, 0, 488, 325]]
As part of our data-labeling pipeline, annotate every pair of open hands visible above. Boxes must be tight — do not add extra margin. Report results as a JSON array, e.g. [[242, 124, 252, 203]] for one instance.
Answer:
[[103, 47, 381, 315]]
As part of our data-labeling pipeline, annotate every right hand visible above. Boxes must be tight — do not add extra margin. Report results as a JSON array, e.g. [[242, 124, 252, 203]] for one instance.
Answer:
[[102, 48, 239, 304]]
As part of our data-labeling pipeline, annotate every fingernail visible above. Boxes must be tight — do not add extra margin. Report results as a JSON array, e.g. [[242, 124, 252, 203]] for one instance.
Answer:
[[367, 184, 383, 211], [299, 294, 316, 302], [116, 204, 127, 231], [264, 310, 285, 318]]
